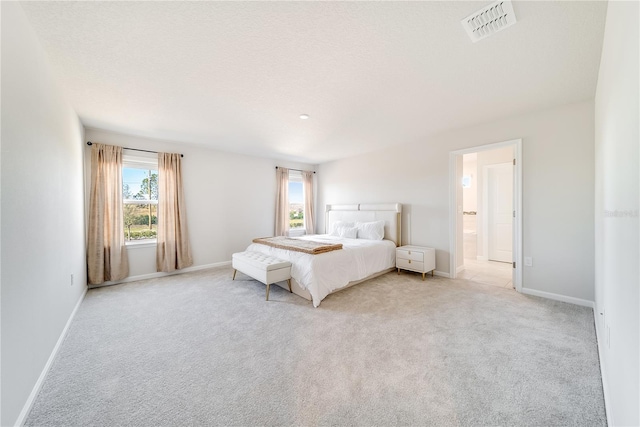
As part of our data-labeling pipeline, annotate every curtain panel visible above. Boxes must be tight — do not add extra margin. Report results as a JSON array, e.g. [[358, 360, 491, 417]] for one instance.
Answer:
[[87, 143, 129, 284], [275, 167, 290, 236], [156, 153, 193, 272], [302, 171, 315, 234]]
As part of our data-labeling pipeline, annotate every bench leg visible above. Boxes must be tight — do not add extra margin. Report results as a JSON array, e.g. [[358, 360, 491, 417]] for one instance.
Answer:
[[266, 283, 270, 301], [287, 279, 292, 293], [232, 269, 237, 280]]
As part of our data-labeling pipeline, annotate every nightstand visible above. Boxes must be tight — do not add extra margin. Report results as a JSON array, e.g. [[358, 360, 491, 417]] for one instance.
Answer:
[[396, 245, 436, 280]]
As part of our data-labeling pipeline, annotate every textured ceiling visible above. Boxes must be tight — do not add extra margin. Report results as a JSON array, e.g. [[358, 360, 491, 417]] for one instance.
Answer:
[[19, 1, 607, 164]]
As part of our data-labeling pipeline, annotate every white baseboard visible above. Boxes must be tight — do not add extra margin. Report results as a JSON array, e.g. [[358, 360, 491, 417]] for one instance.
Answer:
[[476, 255, 488, 261], [433, 270, 450, 278], [456, 265, 465, 274], [89, 261, 231, 289], [15, 287, 88, 426], [594, 314, 614, 427], [520, 287, 595, 308]]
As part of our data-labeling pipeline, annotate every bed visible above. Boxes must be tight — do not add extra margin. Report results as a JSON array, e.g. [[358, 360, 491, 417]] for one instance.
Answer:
[[245, 203, 402, 307]]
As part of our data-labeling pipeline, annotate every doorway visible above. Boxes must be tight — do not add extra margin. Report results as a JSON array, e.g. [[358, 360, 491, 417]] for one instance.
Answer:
[[449, 139, 522, 291]]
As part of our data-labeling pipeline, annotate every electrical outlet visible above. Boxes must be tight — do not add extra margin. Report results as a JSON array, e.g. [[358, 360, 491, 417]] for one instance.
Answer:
[[70, 273, 74, 286], [524, 257, 532, 266]]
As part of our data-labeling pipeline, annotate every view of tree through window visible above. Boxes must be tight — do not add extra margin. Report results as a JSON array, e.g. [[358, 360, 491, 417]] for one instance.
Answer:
[[289, 172, 304, 229], [123, 167, 158, 242]]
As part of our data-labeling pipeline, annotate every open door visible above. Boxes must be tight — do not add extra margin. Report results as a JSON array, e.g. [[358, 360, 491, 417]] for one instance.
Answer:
[[487, 163, 513, 263], [512, 159, 516, 288]]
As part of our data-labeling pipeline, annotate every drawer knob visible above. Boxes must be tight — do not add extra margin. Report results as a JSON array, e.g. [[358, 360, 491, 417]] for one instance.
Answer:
[[408, 260, 411, 263]]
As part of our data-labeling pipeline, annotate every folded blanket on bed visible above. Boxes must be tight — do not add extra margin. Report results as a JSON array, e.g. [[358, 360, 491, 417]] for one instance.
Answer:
[[252, 236, 343, 254]]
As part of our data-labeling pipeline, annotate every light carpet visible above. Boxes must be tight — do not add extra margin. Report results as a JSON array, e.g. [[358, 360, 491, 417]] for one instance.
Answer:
[[26, 267, 606, 426]]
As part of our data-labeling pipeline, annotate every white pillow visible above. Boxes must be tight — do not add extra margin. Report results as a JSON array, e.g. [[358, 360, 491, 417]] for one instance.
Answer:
[[356, 220, 385, 240], [329, 220, 354, 235], [331, 225, 358, 239]]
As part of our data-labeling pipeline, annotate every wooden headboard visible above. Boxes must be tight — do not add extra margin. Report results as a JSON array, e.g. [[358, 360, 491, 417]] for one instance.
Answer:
[[325, 203, 403, 247]]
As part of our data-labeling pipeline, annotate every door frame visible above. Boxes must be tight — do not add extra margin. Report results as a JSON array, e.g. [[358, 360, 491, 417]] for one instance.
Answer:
[[448, 138, 522, 292]]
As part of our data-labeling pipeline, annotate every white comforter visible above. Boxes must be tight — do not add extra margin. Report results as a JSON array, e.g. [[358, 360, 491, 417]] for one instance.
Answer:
[[246, 234, 396, 307]]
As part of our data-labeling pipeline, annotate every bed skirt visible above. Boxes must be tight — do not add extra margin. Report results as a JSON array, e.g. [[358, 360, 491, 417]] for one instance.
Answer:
[[272, 267, 395, 303]]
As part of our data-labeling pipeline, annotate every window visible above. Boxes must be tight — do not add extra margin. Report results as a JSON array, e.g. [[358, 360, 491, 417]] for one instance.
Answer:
[[288, 170, 305, 233], [122, 155, 158, 243]]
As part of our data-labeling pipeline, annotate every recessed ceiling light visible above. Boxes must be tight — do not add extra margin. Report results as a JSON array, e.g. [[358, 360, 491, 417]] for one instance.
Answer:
[[299, 114, 310, 120]]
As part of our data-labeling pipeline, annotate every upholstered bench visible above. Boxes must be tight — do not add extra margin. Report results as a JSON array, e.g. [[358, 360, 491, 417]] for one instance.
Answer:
[[232, 251, 292, 301]]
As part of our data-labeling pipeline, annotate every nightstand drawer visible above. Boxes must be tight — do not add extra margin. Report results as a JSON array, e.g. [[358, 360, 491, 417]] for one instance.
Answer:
[[397, 258, 424, 271], [396, 245, 436, 280], [396, 249, 424, 262]]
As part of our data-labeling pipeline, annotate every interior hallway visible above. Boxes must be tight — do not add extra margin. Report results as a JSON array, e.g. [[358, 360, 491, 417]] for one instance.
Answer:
[[462, 213, 513, 289]]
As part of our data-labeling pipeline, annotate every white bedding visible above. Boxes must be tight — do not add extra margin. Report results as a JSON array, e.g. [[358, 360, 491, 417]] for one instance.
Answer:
[[246, 234, 396, 307]]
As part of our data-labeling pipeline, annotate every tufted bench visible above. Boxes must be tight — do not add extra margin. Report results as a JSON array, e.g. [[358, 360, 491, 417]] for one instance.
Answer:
[[232, 251, 292, 301]]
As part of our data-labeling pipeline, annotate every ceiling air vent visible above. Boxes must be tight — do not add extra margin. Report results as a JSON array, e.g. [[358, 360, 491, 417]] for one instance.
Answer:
[[461, 0, 517, 42]]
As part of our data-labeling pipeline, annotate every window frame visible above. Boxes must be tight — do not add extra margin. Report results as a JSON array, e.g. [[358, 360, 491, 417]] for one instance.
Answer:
[[288, 170, 306, 236], [122, 153, 159, 245]]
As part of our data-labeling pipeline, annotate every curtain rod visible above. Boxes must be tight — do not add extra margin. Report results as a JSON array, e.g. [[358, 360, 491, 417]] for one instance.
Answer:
[[275, 166, 315, 174], [86, 141, 183, 158]]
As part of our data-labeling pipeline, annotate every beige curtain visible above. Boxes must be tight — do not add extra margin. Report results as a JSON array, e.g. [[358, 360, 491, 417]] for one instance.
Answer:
[[156, 153, 193, 272], [275, 167, 290, 236], [302, 171, 315, 235], [87, 143, 129, 284]]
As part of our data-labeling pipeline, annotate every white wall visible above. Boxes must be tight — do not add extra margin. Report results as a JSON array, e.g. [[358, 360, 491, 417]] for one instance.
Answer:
[[84, 128, 315, 279], [1, 3, 87, 425], [594, 1, 639, 425], [317, 100, 595, 302]]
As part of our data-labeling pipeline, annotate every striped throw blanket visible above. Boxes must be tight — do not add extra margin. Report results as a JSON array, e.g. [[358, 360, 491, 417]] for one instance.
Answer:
[[252, 236, 343, 255]]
